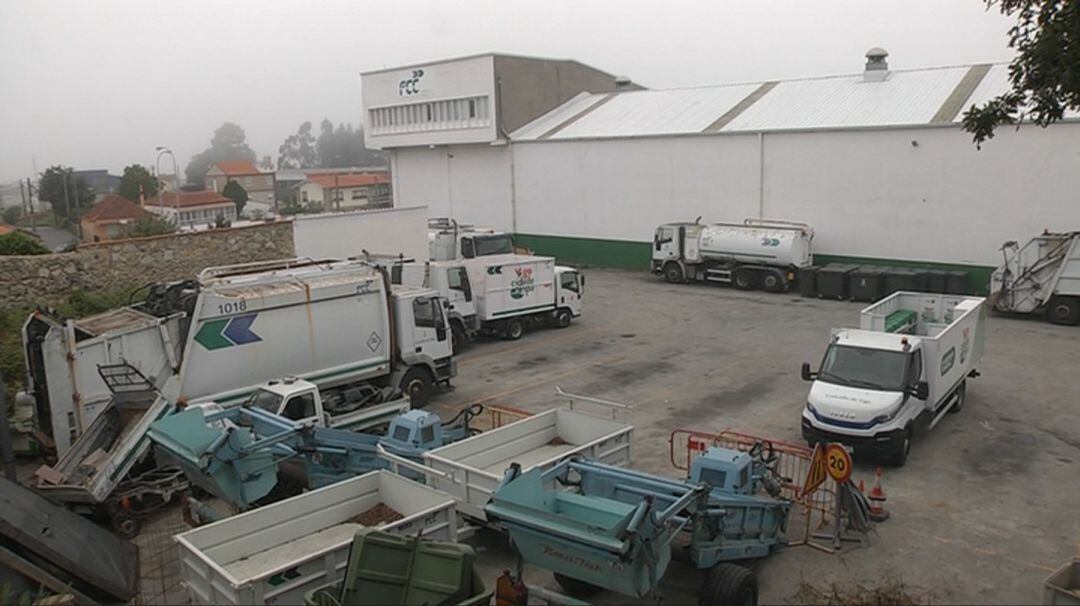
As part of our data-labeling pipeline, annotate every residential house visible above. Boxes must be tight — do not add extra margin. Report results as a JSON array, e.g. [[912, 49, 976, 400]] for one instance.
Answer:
[[205, 161, 275, 216], [145, 190, 237, 228], [296, 173, 391, 210], [79, 194, 152, 242]]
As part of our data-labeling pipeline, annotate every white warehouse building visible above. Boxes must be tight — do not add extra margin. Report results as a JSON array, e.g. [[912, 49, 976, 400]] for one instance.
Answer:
[[361, 51, 1080, 291]]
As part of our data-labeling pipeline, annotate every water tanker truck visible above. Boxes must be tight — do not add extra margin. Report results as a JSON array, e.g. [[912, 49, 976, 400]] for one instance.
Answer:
[[652, 218, 813, 292]]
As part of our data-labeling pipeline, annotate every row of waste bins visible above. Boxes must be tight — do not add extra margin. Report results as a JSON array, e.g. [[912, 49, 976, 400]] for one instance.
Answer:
[[799, 264, 972, 302]]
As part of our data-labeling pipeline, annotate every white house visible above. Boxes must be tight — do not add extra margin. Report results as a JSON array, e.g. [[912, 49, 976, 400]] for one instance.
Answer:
[[145, 190, 237, 228], [296, 173, 391, 210]]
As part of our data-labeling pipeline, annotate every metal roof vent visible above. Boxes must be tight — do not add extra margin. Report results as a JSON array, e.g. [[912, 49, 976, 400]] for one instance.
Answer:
[[614, 75, 633, 90], [864, 47, 889, 82]]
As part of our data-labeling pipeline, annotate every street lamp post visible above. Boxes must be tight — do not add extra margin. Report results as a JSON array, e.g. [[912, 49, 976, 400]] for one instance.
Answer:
[[155, 146, 179, 224]]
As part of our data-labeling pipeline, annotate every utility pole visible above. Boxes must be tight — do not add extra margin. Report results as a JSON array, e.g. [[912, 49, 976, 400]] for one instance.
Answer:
[[72, 171, 84, 240], [26, 178, 36, 231], [61, 170, 70, 224]]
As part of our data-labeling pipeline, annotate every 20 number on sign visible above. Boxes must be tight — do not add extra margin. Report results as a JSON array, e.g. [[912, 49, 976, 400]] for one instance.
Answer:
[[825, 443, 852, 484]]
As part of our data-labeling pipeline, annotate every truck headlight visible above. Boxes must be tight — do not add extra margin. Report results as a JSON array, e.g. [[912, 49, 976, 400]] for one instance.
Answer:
[[872, 403, 904, 425], [805, 401, 817, 415]]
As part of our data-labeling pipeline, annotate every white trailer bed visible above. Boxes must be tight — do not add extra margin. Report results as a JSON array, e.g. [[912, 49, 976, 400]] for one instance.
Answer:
[[423, 406, 634, 520], [175, 470, 457, 606]]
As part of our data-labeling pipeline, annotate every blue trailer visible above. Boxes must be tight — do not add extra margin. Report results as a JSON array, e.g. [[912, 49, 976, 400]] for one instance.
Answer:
[[484, 445, 791, 606]]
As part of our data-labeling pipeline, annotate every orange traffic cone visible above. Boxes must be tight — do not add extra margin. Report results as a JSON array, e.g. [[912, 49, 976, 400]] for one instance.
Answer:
[[867, 467, 890, 522]]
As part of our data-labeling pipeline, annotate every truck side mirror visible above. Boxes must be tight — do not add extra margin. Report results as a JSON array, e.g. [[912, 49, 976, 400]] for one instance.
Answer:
[[912, 381, 929, 400], [800, 362, 816, 381]]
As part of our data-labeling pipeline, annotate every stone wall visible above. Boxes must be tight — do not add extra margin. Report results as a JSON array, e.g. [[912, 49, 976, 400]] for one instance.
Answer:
[[1, 220, 295, 308]]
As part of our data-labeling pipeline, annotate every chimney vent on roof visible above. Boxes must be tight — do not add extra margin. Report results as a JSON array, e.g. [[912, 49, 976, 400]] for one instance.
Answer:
[[864, 47, 889, 81], [614, 75, 633, 90]]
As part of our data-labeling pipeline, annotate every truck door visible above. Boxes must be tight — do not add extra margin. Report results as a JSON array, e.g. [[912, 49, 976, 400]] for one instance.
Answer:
[[410, 296, 451, 360], [278, 390, 318, 424], [446, 267, 475, 318], [557, 270, 583, 316], [654, 227, 677, 262]]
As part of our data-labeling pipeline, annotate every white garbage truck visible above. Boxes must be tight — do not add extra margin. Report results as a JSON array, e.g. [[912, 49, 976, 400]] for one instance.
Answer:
[[27, 258, 457, 520], [391, 254, 584, 347], [800, 291, 986, 466], [428, 217, 517, 261], [652, 218, 813, 292], [990, 230, 1080, 325]]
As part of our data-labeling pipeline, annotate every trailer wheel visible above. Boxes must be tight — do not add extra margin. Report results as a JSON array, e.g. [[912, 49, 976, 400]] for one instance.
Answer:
[[553, 572, 603, 597], [701, 563, 757, 606], [761, 270, 786, 293], [399, 368, 434, 407], [111, 513, 141, 540], [1046, 296, 1080, 325], [948, 380, 966, 414], [554, 309, 573, 328], [732, 268, 760, 291], [663, 262, 684, 284], [502, 318, 525, 340], [451, 323, 469, 355]]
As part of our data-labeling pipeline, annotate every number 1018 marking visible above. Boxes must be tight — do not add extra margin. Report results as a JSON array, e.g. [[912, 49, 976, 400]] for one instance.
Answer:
[[218, 300, 247, 315]]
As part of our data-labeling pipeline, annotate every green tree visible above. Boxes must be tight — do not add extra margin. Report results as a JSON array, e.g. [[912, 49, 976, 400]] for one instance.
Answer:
[[277, 121, 319, 169], [963, 0, 1080, 145], [116, 164, 159, 203], [184, 123, 257, 187], [2, 206, 22, 225], [37, 166, 94, 222], [222, 180, 249, 216], [126, 215, 175, 238], [0, 232, 50, 255], [316, 119, 387, 168]]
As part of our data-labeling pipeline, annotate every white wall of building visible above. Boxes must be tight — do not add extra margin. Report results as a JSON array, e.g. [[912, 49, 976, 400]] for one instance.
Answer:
[[362, 55, 497, 148], [292, 205, 428, 261], [392, 144, 512, 229]]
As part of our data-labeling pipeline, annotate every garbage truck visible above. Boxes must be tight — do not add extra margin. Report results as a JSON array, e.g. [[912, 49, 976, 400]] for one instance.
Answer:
[[23, 258, 456, 456], [990, 230, 1080, 325], [29, 258, 456, 524], [390, 254, 584, 348], [800, 291, 986, 466], [652, 218, 813, 292], [428, 217, 517, 261]]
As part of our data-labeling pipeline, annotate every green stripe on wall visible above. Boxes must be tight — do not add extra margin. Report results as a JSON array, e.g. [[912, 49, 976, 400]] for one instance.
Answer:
[[513, 233, 994, 294]]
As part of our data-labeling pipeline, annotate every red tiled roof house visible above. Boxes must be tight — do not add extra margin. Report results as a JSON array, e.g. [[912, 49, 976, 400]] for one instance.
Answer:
[[79, 194, 152, 242], [144, 190, 237, 228], [205, 161, 275, 215], [296, 172, 391, 210]]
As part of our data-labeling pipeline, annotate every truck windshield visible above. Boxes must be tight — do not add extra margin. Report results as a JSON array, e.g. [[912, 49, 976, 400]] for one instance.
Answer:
[[469, 235, 513, 257], [818, 345, 909, 392], [245, 389, 283, 413]]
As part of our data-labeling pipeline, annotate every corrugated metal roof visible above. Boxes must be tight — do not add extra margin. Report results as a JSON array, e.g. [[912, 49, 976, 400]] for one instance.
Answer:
[[509, 61, 1071, 141]]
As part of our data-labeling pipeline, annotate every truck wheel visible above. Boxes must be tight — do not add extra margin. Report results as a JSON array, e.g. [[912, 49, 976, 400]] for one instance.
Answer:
[[553, 572, 603, 597], [451, 324, 469, 355], [890, 427, 912, 467], [948, 381, 966, 414], [761, 270, 786, 293], [663, 262, 684, 284], [399, 368, 434, 407], [502, 318, 525, 340], [111, 513, 141, 540], [1046, 296, 1080, 325], [732, 268, 760, 291], [554, 309, 573, 328], [701, 563, 757, 606]]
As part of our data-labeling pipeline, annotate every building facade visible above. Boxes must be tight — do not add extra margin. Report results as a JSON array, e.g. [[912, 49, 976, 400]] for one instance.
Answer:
[[145, 190, 237, 228], [363, 51, 1080, 291], [205, 161, 275, 216], [296, 173, 391, 210], [79, 194, 151, 242]]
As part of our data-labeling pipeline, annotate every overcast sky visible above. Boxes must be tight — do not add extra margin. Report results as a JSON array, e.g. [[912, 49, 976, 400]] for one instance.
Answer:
[[0, 0, 1015, 183]]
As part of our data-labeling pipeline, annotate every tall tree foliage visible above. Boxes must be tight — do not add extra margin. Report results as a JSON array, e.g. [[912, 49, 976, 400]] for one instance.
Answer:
[[315, 119, 386, 168], [116, 164, 159, 203], [963, 0, 1080, 145], [38, 166, 94, 222], [184, 123, 258, 187], [277, 121, 319, 169]]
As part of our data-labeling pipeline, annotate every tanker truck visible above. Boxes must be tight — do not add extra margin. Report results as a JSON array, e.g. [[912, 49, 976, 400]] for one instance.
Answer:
[[652, 218, 813, 292]]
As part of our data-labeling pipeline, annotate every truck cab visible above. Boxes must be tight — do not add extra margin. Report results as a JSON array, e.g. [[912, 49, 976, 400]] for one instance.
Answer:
[[651, 223, 699, 272], [390, 286, 455, 399], [245, 377, 332, 426], [555, 265, 584, 320], [428, 218, 515, 261]]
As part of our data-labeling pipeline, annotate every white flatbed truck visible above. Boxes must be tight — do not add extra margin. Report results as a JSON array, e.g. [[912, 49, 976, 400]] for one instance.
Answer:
[[801, 291, 986, 466]]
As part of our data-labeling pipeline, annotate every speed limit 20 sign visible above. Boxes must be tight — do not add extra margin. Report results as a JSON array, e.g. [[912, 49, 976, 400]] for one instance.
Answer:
[[825, 443, 852, 484]]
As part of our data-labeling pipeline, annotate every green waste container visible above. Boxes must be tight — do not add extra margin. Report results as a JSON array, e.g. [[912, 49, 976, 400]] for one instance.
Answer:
[[304, 529, 492, 606]]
